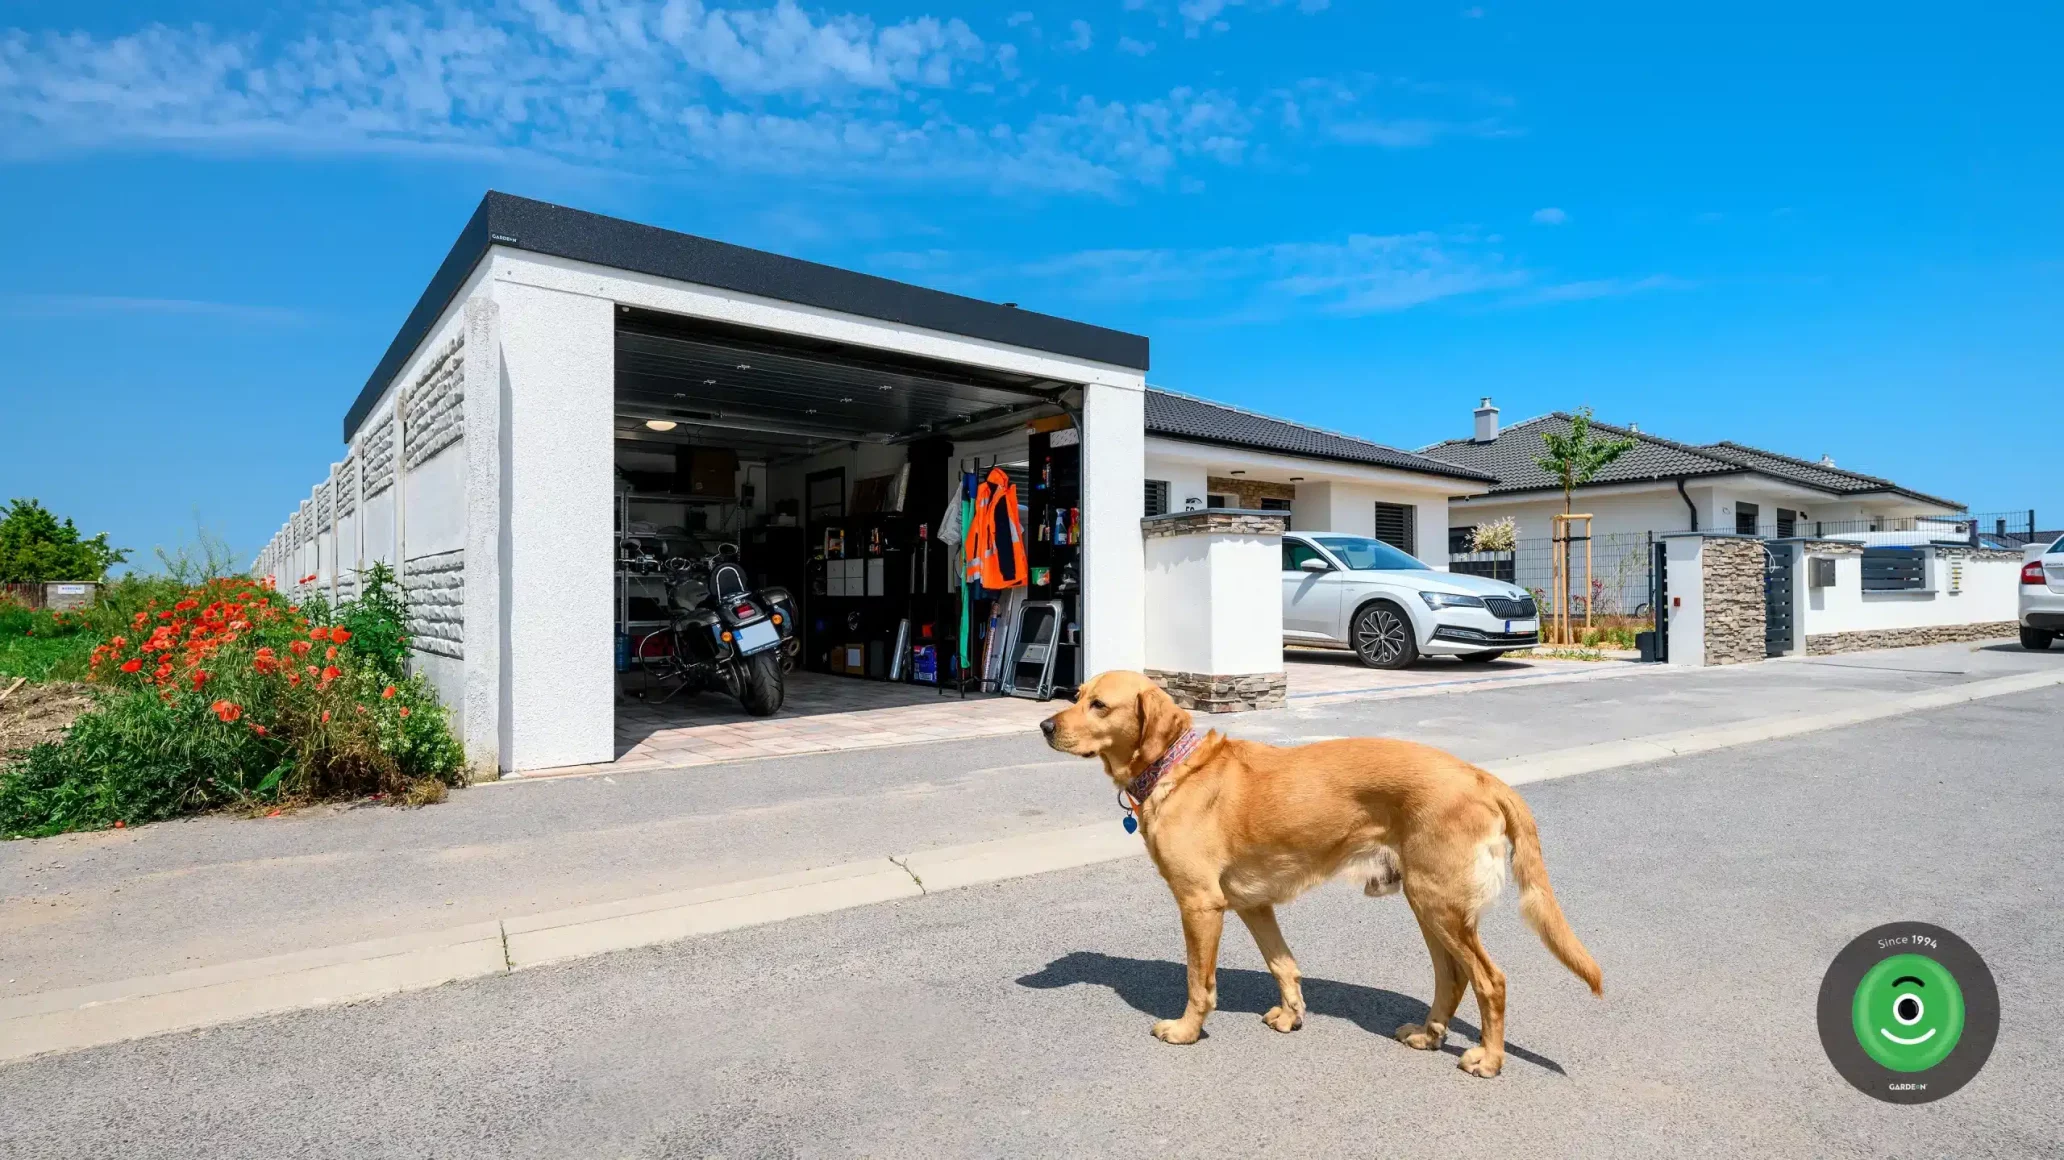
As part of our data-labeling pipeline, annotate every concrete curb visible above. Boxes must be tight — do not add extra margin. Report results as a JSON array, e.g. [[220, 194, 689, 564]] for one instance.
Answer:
[[5, 668, 2056, 1066]]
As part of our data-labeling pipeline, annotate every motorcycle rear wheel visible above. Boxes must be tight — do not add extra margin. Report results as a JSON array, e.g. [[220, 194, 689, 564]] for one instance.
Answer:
[[738, 651, 785, 717]]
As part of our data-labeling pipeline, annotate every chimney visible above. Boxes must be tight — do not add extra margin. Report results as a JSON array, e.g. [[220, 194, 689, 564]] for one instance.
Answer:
[[1627, 421, 1640, 433], [1819, 454, 1836, 467], [1472, 397, 1499, 443]]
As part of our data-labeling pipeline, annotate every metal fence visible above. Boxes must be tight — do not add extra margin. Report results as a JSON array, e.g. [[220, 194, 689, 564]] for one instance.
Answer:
[[1737, 509, 2043, 549], [1453, 531, 1659, 621]]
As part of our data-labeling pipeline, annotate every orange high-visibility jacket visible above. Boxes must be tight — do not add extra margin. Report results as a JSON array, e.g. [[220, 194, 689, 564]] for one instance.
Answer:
[[965, 466, 1028, 589]]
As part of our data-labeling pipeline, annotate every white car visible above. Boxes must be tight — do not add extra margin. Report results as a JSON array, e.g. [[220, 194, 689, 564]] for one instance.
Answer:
[[2021, 535, 2064, 650], [1282, 532, 1540, 668]]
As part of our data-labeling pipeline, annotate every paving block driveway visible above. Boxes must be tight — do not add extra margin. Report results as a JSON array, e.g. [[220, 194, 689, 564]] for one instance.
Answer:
[[584, 649, 1624, 778]]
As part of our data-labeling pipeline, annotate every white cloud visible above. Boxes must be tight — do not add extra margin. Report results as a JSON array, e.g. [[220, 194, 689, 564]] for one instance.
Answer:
[[1006, 11, 1035, 27], [1531, 206, 1568, 225], [1178, 0, 1329, 36], [1508, 275, 1693, 305], [1063, 19, 1094, 52], [1015, 231, 1525, 318], [1117, 36, 1155, 56], [0, 4, 1277, 194]]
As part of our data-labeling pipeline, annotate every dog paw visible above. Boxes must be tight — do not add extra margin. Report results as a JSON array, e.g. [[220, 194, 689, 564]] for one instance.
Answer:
[[1262, 1006, 1304, 1033], [1458, 1046, 1503, 1078], [1151, 1019, 1202, 1045], [1393, 1022, 1444, 1051]]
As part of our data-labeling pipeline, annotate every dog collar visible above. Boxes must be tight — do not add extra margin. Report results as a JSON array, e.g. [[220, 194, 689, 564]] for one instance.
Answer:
[[1118, 728, 1203, 833]]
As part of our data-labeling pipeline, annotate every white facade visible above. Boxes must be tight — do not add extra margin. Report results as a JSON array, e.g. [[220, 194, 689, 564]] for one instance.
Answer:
[[1451, 478, 1960, 545], [262, 246, 1148, 773], [1144, 437, 1477, 569]]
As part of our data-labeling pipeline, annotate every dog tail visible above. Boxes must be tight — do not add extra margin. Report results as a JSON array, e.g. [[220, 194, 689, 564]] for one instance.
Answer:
[[1493, 782, 1603, 996]]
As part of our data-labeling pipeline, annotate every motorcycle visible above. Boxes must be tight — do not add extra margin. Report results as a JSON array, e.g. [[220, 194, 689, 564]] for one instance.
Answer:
[[630, 543, 798, 716]]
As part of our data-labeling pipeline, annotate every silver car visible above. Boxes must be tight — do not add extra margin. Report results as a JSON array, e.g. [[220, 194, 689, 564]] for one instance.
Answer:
[[2021, 535, 2064, 650], [1282, 532, 1541, 668]]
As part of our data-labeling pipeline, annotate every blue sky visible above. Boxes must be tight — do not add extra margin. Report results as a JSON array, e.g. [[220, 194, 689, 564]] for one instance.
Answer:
[[3, 0, 2059, 565]]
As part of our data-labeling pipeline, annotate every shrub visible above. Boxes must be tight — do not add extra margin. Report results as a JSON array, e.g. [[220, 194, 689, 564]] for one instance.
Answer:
[[0, 571, 464, 839], [1469, 517, 1518, 554]]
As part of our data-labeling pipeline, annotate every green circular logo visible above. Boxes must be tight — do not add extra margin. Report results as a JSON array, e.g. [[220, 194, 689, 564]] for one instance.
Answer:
[[1817, 923, 1998, 1103], [1851, 953, 1963, 1072]]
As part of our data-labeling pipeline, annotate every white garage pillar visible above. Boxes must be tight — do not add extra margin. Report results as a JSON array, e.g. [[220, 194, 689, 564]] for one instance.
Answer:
[[492, 282, 617, 771], [1140, 510, 1288, 711], [1080, 380, 1147, 678]]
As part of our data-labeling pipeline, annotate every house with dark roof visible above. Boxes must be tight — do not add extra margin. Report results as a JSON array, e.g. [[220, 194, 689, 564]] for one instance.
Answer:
[[1143, 389, 1497, 564], [1419, 399, 1964, 547]]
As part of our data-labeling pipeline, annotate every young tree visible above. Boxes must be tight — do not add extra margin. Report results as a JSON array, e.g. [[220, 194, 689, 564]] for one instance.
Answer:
[[1535, 408, 1637, 514], [0, 499, 129, 583]]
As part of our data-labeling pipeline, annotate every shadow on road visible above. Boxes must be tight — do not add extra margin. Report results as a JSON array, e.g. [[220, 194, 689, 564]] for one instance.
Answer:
[[1016, 951, 1566, 1075]]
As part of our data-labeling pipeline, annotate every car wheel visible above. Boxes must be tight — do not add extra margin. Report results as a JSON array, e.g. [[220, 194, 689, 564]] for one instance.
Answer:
[[2023, 627, 2055, 651], [1456, 650, 1503, 664], [1352, 602, 1419, 670]]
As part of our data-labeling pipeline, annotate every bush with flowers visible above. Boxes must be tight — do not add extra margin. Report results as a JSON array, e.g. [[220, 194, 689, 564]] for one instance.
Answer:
[[1, 563, 463, 838]]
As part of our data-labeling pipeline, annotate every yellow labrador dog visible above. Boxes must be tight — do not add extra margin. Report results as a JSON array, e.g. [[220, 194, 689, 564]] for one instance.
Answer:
[[1040, 670, 1601, 1078]]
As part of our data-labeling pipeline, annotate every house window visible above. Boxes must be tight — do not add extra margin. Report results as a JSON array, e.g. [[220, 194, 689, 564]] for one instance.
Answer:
[[1259, 496, 1292, 528], [1207, 493, 1234, 509], [1777, 508, 1798, 537], [1449, 526, 1477, 555], [1144, 480, 1170, 518], [1862, 548, 1928, 591], [1736, 501, 1760, 536], [1373, 502, 1416, 555]]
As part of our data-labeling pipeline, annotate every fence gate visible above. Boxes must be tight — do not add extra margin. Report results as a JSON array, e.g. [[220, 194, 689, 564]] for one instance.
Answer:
[[1765, 546, 1795, 657], [1650, 540, 1669, 662]]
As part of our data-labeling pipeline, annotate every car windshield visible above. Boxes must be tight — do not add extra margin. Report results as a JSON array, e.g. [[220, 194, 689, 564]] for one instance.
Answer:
[[1312, 536, 1429, 571], [2051, 536, 2064, 556]]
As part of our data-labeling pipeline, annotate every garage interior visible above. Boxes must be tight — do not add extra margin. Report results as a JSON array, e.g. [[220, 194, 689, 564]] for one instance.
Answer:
[[611, 305, 1088, 731]]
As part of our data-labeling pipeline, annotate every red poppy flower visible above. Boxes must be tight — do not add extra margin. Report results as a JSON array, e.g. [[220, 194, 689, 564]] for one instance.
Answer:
[[330, 628, 352, 644], [310, 626, 329, 641], [249, 724, 268, 736], [191, 670, 211, 690], [175, 599, 198, 612], [289, 640, 312, 657], [398, 706, 411, 718], [321, 710, 332, 723], [120, 658, 142, 673], [325, 646, 338, 661], [382, 685, 397, 700], [210, 699, 242, 723]]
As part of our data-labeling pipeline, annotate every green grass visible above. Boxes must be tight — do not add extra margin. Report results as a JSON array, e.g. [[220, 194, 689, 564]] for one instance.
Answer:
[[0, 604, 96, 681]]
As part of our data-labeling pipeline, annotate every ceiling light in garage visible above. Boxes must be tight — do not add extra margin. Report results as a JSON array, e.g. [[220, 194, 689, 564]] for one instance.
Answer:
[[645, 419, 678, 431], [1229, 470, 1247, 476]]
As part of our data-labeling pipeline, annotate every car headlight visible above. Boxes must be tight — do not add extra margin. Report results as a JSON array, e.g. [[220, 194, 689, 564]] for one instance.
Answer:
[[1419, 591, 1487, 610]]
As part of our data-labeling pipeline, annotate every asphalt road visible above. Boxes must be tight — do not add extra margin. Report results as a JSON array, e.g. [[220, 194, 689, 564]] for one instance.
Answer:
[[5, 685, 2059, 1158], [6, 641, 2052, 1000]]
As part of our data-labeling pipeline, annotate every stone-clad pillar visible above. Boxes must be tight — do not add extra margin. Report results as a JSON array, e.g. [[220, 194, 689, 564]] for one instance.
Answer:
[[1141, 510, 1288, 712], [1663, 533, 1766, 667]]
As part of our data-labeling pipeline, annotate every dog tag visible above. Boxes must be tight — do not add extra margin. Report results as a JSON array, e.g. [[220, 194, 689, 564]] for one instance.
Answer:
[[1122, 815, 1138, 835]]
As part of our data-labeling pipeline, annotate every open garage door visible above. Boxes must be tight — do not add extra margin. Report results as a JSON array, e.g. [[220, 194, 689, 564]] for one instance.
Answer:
[[609, 306, 1091, 745]]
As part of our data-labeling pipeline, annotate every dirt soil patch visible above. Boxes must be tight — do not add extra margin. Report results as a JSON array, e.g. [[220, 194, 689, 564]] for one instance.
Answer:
[[0, 681, 98, 757]]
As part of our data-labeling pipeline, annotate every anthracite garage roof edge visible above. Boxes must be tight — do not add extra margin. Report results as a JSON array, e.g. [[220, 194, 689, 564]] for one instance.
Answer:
[[341, 192, 1152, 441]]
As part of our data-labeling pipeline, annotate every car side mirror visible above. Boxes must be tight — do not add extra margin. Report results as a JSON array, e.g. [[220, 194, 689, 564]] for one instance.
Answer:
[[1299, 558, 1331, 573]]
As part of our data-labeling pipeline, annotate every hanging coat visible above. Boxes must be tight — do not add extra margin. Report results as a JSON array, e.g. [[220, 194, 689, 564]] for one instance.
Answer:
[[966, 465, 1028, 589]]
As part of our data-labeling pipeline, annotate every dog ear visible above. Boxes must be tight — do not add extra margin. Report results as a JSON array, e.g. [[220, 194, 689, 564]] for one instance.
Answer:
[[1132, 680, 1190, 774]]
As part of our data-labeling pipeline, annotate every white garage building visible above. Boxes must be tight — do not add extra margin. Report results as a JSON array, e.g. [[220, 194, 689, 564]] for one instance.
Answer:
[[258, 193, 1489, 774]]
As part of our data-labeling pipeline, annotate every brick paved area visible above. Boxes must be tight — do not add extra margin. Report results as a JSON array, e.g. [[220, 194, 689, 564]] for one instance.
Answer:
[[513, 649, 1632, 780]]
